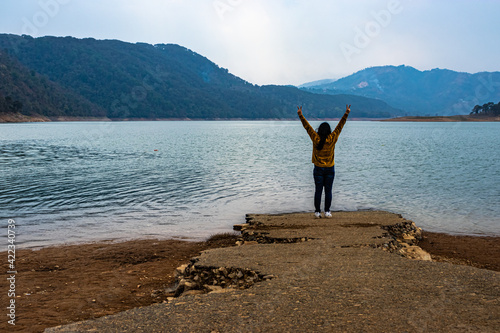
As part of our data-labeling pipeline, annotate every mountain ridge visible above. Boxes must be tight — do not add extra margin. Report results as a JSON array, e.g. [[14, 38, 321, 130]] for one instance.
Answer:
[[300, 65, 500, 116], [0, 34, 398, 121]]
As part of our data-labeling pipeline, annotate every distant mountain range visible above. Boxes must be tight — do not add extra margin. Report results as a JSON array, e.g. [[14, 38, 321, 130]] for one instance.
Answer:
[[300, 65, 500, 116], [0, 34, 398, 121]]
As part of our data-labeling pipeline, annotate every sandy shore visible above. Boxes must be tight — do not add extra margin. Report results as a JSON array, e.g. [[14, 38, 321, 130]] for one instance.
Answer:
[[0, 235, 237, 333], [1, 213, 499, 332]]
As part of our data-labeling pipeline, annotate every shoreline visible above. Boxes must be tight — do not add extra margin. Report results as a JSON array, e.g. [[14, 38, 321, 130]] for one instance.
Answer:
[[1, 218, 499, 332], [419, 231, 500, 271], [42, 211, 500, 332], [0, 234, 238, 332], [0, 115, 388, 123], [15, 226, 500, 252], [2, 112, 500, 123], [382, 115, 500, 122]]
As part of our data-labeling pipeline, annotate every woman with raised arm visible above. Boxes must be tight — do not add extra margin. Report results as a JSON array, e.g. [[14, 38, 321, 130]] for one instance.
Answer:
[[297, 105, 351, 218]]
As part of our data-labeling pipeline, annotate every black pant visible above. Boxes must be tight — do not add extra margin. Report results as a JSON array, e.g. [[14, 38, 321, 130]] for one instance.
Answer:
[[313, 166, 335, 213]]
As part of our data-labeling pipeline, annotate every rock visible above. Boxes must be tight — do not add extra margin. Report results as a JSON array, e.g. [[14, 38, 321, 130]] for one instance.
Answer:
[[184, 281, 196, 290], [206, 285, 223, 292], [402, 234, 416, 243], [174, 262, 266, 297], [208, 287, 235, 294], [175, 264, 189, 277], [174, 285, 185, 297], [181, 290, 205, 297], [164, 285, 177, 294], [233, 224, 249, 231], [402, 246, 432, 261]]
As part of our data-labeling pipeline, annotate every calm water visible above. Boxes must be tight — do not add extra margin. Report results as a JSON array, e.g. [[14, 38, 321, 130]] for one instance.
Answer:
[[1, 121, 499, 248]]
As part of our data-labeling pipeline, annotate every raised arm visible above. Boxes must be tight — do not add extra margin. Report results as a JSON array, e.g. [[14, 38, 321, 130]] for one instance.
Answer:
[[297, 106, 318, 141], [332, 105, 351, 137]]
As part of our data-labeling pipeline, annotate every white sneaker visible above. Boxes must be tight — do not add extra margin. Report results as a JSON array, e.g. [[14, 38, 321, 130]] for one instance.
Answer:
[[314, 212, 321, 218], [325, 211, 332, 218]]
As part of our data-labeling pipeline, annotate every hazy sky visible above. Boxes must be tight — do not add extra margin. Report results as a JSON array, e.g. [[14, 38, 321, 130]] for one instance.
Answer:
[[1, 0, 499, 85]]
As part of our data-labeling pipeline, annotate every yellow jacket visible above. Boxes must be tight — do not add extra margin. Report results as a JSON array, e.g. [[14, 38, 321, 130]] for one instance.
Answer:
[[299, 110, 350, 167]]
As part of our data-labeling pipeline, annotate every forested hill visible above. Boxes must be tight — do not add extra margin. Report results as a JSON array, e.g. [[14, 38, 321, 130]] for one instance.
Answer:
[[0, 34, 399, 120], [300, 65, 500, 116], [0, 49, 104, 118]]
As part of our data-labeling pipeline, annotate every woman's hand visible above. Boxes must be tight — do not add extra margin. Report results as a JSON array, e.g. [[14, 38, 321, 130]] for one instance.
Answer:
[[297, 106, 303, 116], [346, 104, 351, 112]]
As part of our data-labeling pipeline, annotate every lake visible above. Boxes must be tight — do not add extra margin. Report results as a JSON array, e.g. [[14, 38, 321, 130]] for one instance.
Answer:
[[1, 120, 499, 248]]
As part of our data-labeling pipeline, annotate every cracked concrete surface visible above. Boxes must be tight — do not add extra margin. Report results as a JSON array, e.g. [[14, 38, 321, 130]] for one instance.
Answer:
[[46, 211, 500, 333]]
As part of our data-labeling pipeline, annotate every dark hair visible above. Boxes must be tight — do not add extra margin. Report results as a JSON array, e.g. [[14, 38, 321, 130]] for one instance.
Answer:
[[316, 122, 331, 151]]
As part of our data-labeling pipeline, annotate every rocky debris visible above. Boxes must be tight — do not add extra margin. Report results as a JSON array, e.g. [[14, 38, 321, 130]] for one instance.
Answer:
[[240, 215, 429, 261], [170, 260, 275, 299], [233, 224, 249, 231], [382, 219, 423, 244], [238, 229, 311, 244], [244, 214, 264, 227], [233, 215, 312, 245], [340, 244, 379, 249], [44, 211, 500, 333], [402, 245, 432, 261], [380, 220, 431, 261], [169, 215, 431, 301]]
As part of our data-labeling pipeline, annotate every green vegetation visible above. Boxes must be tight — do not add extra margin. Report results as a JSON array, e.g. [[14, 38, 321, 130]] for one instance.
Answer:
[[0, 49, 105, 117], [471, 102, 500, 116], [0, 34, 398, 120]]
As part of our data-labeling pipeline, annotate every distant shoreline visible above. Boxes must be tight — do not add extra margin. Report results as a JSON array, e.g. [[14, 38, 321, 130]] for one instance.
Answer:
[[0, 113, 385, 123], [2, 113, 500, 123], [382, 115, 500, 122]]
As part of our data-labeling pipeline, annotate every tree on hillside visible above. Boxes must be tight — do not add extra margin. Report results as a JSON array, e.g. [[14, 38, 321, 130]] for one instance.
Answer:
[[0, 95, 23, 113], [470, 102, 500, 116]]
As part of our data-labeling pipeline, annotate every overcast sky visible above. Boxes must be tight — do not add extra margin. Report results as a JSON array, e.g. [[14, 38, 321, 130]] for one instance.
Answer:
[[1, 0, 499, 85]]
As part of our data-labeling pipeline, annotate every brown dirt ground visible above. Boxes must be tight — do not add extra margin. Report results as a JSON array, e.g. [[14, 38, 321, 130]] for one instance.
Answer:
[[0, 234, 237, 333], [1, 231, 498, 333], [418, 231, 500, 271]]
